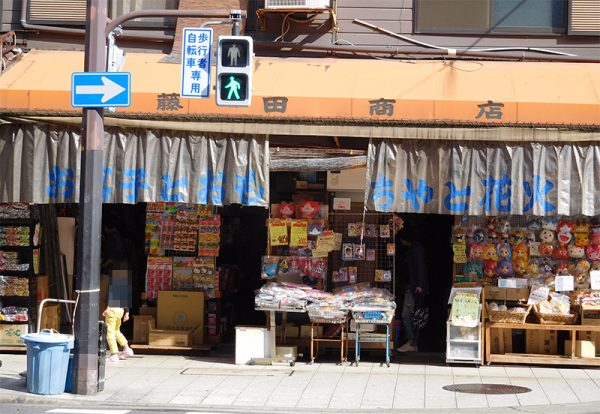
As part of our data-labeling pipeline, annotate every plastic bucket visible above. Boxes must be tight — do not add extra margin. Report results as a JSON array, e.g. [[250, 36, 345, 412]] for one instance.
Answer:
[[21, 329, 74, 395]]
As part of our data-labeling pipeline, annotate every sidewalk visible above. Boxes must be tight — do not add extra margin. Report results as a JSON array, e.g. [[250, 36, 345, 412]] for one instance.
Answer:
[[2, 351, 600, 413]]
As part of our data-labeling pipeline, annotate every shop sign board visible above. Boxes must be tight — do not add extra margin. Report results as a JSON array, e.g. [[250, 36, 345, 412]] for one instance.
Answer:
[[333, 198, 351, 210], [555, 275, 574, 292], [591, 270, 600, 291]]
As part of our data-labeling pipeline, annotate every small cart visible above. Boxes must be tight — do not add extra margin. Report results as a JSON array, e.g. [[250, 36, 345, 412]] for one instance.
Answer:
[[307, 306, 348, 365], [351, 309, 394, 367]]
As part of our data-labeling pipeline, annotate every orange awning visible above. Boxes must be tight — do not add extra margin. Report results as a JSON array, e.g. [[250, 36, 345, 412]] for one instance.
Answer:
[[1, 50, 599, 127]]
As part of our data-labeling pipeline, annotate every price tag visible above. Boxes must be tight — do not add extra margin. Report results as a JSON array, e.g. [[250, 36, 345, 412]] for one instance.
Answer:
[[527, 285, 549, 305], [498, 278, 517, 288], [591, 270, 600, 291], [555, 275, 574, 292]]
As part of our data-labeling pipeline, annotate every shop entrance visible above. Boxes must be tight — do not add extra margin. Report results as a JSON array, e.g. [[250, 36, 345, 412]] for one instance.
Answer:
[[399, 214, 454, 354]]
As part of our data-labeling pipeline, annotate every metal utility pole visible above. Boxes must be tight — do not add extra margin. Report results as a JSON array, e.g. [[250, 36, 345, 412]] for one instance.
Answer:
[[73, 4, 245, 394], [73, 0, 106, 395]]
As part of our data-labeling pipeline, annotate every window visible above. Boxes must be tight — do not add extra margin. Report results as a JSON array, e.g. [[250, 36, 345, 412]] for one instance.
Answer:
[[415, 0, 566, 35]]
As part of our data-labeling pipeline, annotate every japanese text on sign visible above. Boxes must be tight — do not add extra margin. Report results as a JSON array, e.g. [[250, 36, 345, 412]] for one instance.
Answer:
[[181, 28, 213, 98]]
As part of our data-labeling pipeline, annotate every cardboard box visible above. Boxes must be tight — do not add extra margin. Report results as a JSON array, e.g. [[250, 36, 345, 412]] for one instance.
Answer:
[[285, 324, 299, 339], [190, 325, 204, 345], [484, 286, 529, 302], [578, 330, 600, 351], [581, 305, 600, 326], [37, 275, 49, 301], [490, 328, 513, 354], [99, 274, 110, 318], [40, 303, 60, 332], [157, 291, 204, 331], [300, 325, 323, 338], [133, 315, 155, 344], [564, 340, 596, 358], [139, 306, 157, 318], [276, 345, 298, 359], [0, 324, 28, 346], [526, 330, 557, 355], [148, 327, 193, 347]]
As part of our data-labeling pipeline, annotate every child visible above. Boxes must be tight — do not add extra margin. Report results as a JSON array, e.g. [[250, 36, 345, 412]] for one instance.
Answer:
[[103, 306, 134, 362]]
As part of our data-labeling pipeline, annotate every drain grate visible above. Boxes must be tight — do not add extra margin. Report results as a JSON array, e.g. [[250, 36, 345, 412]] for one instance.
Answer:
[[181, 368, 293, 376], [443, 383, 531, 395]]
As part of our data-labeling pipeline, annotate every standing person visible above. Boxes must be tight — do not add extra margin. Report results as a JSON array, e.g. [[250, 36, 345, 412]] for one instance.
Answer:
[[394, 214, 429, 352], [103, 306, 134, 362]]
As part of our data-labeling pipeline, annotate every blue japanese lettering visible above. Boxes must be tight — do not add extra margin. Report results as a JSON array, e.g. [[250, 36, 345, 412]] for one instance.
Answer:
[[161, 175, 189, 202], [191, 70, 201, 81], [197, 58, 208, 69], [185, 58, 196, 68], [197, 33, 209, 43], [369, 173, 395, 211], [402, 179, 433, 211], [122, 168, 148, 203], [47, 166, 74, 200], [234, 169, 266, 205], [102, 167, 113, 202], [198, 171, 225, 204], [186, 45, 197, 55], [523, 175, 555, 213], [444, 182, 471, 213], [187, 33, 197, 43], [480, 174, 511, 213]]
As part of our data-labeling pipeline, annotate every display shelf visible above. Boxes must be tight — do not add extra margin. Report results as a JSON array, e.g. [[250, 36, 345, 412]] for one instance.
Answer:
[[0, 216, 38, 341], [449, 338, 480, 344], [485, 322, 600, 366]]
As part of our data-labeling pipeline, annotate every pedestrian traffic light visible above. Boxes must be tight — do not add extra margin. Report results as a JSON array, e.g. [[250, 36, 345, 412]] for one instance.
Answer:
[[216, 36, 253, 107]]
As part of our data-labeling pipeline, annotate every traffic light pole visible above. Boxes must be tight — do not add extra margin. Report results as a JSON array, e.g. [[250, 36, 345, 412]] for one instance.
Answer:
[[75, 5, 245, 395], [74, 0, 106, 395]]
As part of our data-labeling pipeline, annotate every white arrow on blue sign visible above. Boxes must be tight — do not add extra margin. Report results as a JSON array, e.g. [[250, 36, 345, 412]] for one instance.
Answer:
[[71, 72, 131, 108]]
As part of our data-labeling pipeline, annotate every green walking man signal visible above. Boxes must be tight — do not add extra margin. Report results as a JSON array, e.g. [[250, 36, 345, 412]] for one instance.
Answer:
[[216, 36, 253, 107]]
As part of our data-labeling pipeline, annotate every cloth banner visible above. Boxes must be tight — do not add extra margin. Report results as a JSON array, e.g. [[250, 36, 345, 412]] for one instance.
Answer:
[[365, 139, 600, 216], [0, 123, 269, 206]]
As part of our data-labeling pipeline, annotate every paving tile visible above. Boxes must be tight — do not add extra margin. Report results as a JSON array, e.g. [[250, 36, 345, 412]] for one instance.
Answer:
[[297, 372, 341, 408], [558, 369, 600, 403], [200, 375, 255, 406], [512, 377, 551, 406], [453, 374, 487, 409], [425, 374, 456, 409], [360, 374, 396, 409], [329, 373, 369, 409], [393, 374, 425, 409]]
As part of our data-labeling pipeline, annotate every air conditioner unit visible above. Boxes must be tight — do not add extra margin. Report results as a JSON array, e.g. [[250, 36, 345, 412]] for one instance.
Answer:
[[265, 0, 331, 9], [28, 0, 87, 25]]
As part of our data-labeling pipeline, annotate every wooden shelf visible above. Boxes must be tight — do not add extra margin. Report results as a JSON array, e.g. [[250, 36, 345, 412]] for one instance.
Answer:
[[485, 321, 600, 366]]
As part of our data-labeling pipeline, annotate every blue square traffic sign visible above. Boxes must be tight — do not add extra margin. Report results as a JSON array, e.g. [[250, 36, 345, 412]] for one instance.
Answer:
[[71, 72, 131, 108]]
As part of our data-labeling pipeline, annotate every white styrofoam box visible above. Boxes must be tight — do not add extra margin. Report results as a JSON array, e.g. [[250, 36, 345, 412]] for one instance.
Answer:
[[327, 168, 367, 191], [276, 345, 297, 359], [235, 326, 270, 365]]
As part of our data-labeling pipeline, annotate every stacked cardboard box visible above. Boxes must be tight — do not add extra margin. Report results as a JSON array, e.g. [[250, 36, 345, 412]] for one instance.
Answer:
[[525, 330, 558, 355], [148, 290, 204, 347]]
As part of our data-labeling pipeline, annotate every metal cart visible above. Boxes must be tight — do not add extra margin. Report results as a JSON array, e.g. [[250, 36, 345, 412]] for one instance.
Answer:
[[254, 307, 306, 366], [351, 309, 394, 367]]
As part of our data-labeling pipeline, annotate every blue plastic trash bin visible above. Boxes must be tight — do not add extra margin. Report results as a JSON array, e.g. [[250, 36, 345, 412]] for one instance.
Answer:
[[21, 329, 74, 395]]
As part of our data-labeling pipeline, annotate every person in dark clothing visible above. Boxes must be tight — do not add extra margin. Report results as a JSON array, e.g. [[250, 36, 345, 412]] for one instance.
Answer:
[[394, 214, 429, 352]]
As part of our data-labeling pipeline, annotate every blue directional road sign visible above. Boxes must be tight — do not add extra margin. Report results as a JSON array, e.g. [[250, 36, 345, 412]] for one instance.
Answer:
[[71, 72, 131, 108]]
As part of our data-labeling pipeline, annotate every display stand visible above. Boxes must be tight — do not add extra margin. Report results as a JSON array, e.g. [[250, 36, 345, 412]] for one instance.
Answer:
[[485, 322, 600, 366], [0, 217, 39, 346], [254, 307, 305, 366], [309, 319, 348, 365], [446, 286, 484, 365], [353, 321, 391, 367]]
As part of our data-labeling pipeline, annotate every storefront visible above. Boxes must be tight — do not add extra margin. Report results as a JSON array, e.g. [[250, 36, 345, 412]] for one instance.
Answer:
[[1, 49, 599, 362]]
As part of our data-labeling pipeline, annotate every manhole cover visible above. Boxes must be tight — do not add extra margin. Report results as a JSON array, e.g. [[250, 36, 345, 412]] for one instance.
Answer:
[[443, 384, 531, 395]]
